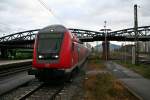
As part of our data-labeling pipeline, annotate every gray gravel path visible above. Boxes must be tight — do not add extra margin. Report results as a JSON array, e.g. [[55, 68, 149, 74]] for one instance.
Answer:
[[105, 61, 150, 100]]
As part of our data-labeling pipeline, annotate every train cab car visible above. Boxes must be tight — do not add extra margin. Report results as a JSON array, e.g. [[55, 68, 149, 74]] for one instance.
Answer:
[[28, 25, 89, 81]]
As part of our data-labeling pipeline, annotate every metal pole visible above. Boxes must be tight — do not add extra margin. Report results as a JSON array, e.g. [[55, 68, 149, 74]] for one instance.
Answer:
[[104, 21, 107, 61], [122, 43, 124, 62], [134, 4, 139, 65], [96, 41, 98, 52], [125, 39, 126, 63]]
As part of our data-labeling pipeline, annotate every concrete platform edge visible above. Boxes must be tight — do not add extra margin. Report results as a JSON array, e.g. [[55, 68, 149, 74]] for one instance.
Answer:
[[120, 79, 143, 100]]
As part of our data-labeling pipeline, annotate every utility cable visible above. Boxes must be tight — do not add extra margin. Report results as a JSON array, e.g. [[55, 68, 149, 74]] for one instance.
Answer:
[[36, 0, 64, 24]]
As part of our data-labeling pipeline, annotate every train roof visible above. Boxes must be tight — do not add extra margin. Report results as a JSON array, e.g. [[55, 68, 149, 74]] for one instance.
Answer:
[[39, 25, 68, 34]]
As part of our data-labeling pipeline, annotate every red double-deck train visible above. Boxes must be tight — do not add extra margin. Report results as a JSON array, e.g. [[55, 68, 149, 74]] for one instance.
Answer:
[[29, 25, 91, 81]]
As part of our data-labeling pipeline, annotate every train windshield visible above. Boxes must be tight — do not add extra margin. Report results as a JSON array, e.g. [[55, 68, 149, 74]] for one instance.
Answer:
[[37, 33, 63, 53]]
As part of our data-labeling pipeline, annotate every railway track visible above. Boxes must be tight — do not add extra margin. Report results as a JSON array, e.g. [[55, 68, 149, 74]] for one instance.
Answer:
[[0, 61, 86, 100], [13, 81, 64, 100], [14, 82, 44, 100], [0, 69, 84, 100], [0, 65, 31, 78], [0, 79, 80, 100]]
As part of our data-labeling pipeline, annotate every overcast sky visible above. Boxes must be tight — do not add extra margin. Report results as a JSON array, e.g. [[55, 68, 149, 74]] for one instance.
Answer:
[[0, 0, 149, 45]]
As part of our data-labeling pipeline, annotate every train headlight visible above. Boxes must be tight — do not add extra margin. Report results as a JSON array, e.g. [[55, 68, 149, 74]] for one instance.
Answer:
[[38, 55, 43, 59], [53, 55, 59, 59]]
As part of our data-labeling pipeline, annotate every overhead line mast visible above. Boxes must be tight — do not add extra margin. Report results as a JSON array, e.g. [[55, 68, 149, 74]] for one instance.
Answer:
[[134, 4, 139, 65]]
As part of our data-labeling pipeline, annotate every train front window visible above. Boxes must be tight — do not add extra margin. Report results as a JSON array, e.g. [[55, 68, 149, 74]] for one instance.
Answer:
[[37, 33, 63, 53]]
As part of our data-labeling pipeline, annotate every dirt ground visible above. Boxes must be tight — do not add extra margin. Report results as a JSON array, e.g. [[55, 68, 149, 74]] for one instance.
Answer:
[[71, 58, 138, 100]]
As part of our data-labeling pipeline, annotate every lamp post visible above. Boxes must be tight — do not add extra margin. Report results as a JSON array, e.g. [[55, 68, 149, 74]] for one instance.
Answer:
[[100, 21, 111, 61]]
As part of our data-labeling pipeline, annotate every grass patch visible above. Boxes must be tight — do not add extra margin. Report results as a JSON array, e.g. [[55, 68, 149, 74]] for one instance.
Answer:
[[116, 61, 150, 79], [111, 51, 123, 58], [84, 73, 137, 100], [84, 55, 138, 100], [87, 58, 105, 70]]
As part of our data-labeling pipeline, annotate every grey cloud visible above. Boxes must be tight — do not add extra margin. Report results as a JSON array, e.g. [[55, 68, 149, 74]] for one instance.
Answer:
[[0, 0, 150, 35]]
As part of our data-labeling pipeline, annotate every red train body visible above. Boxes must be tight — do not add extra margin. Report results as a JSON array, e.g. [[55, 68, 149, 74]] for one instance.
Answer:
[[29, 25, 90, 80]]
